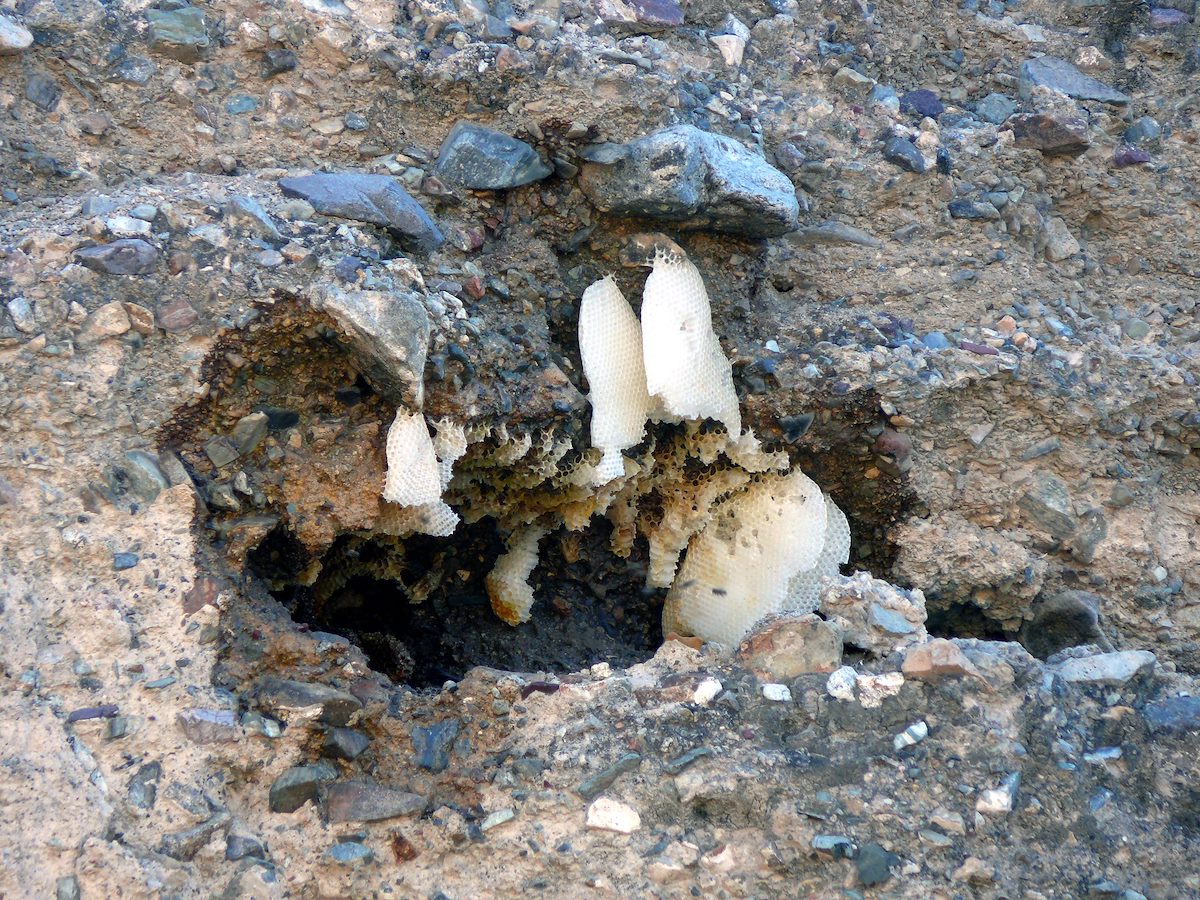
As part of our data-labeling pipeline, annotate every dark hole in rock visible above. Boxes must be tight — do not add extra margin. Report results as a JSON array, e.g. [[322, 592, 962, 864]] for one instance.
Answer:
[[924, 601, 1012, 643], [249, 517, 666, 690]]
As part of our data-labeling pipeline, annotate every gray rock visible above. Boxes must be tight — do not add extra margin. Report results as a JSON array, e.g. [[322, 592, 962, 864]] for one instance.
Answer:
[[1122, 318, 1151, 339], [128, 761, 162, 810], [146, 5, 209, 62], [325, 781, 425, 822], [224, 196, 281, 240], [253, 677, 363, 726], [788, 220, 883, 248], [434, 122, 553, 190], [278, 173, 443, 252], [204, 436, 241, 469], [576, 752, 642, 800], [975, 92, 1017, 124], [922, 331, 950, 349], [1019, 472, 1076, 539], [74, 239, 159, 275], [1124, 116, 1161, 144], [593, 0, 684, 32], [1018, 57, 1129, 105], [323, 726, 370, 760], [230, 412, 269, 455], [261, 48, 297, 78], [269, 766, 326, 813], [25, 72, 61, 111], [55, 876, 79, 900], [1142, 696, 1200, 735], [311, 287, 430, 408], [177, 708, 241, 743], [225, 833, 266, 861], [579, 124, 800, 237], [160, 810, 231, 860], [1056, 650, 1156, 685], [411, 719, 460, 772], [7, 297, 35, 333], [122, 450, 171, 502], [326, 841, 373, 865], [0, 14, 33, 54], [949, 199, 1001, 220], [882, 136, 926, 173]]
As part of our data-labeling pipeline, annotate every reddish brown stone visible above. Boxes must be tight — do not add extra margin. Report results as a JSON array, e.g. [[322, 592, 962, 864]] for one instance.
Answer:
[[738, 614, 843, 680], [901, 639, 987, 685], [156, 296, 199, 333], [183, 576, 221, 615], [1008, 113, 1090, 156]]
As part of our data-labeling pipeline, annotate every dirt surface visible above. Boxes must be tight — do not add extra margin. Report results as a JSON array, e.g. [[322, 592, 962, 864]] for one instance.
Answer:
[[2, 0, 1199, 896]]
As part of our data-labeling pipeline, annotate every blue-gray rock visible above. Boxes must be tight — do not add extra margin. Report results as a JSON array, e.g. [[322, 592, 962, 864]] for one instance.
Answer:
[[1021, 590, 1111, 659], [1142, 696, 1200, 735], [26, 72, 62, 112], [146, 5, 209, 62], [326, 842, 373, 865], [1018, 57, 1129, 105], [324, 727, 370, 760], [226, 833, 266, 861], [857, 842, 898, 886], [204, 436, 240, 468], [325, 781, 425, 822], [869, 603, 917, 636], [882, 136, 926, 173], [310, 286, 429, 408], [269, 766, 326, 813], [949, 199, 1001, 220], [900, 89, 944, 118], [1124, 116, 1161, 144], [579, 124, 800, 238], [224, 196, 281, 240], [252, 677, 362, 726], [433, 122, 553, 190], [113, 552, 139, 570], [278, 173, 444, 252], [54, 876, 79, 900], [411, 719, 460, 772], [177, 708, 241, 744], [75, 239, 159, 275], [975, 92, 1017, 124], [922, 331, 950, 349], [111, 57, 157, 85]]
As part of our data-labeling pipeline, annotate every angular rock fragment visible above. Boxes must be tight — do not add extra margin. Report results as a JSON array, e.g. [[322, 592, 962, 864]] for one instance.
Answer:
[[278, 173, 444, 252], [738, 613, 843, 679], [269, 766, 326, 813], [579, 124, 800, 237], [433, 122, 552, 190], [252, 677, 362, 726], [1018, 57, 1129, 105], [1054, 650, 1156, 685], [821, 572, 928, 655], [1009, 113, 1090, 156], [0, 13, 33, 54], [325, 781, 424, 823], [74, 239, 159, 275], [146, 5, 210, 62]]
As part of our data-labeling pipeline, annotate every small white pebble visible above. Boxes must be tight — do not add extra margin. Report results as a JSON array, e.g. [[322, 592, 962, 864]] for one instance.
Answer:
[[761, 683, 791, 702], [692, 677, 722, 706], [586, 798, 641, 834]]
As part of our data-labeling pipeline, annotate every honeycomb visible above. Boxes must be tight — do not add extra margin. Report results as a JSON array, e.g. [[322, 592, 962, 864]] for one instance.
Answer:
[[485, 525, 547, 625], [383, 410, 442, 507], [579, 275, 651, 484], [640, 248, 741, 437]]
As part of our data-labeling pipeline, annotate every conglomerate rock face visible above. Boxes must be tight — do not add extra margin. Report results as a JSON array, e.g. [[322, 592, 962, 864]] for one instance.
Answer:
[[1, 0, 1199, 896]]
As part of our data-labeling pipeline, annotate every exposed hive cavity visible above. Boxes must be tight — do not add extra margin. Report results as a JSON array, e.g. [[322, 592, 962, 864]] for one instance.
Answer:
[[486, 525, 547, 625], [640, 249, 741, 437], [383, 410, 442, 507], [579, 275, 652, 484], [661, 469, 845, 647]]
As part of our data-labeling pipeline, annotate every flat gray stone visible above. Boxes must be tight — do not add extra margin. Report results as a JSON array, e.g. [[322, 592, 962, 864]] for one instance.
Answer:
[[253, 677, 362, 726], [788, 220, 883, 248], [230, 412, 269, 455], [1056, 650, 1156, 685], [325, 781, 425, 823], [579, 124, 800, 238], [1018, 57, 1129, 105], [434, 122, 553, 189], [278, 173, 443, 252], [74, 239, 159, 276], [1019, 472, 1076, 540], [224, 196, 280, 240], [269, 766, 325, 813], [177, 708, 241, 744]]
